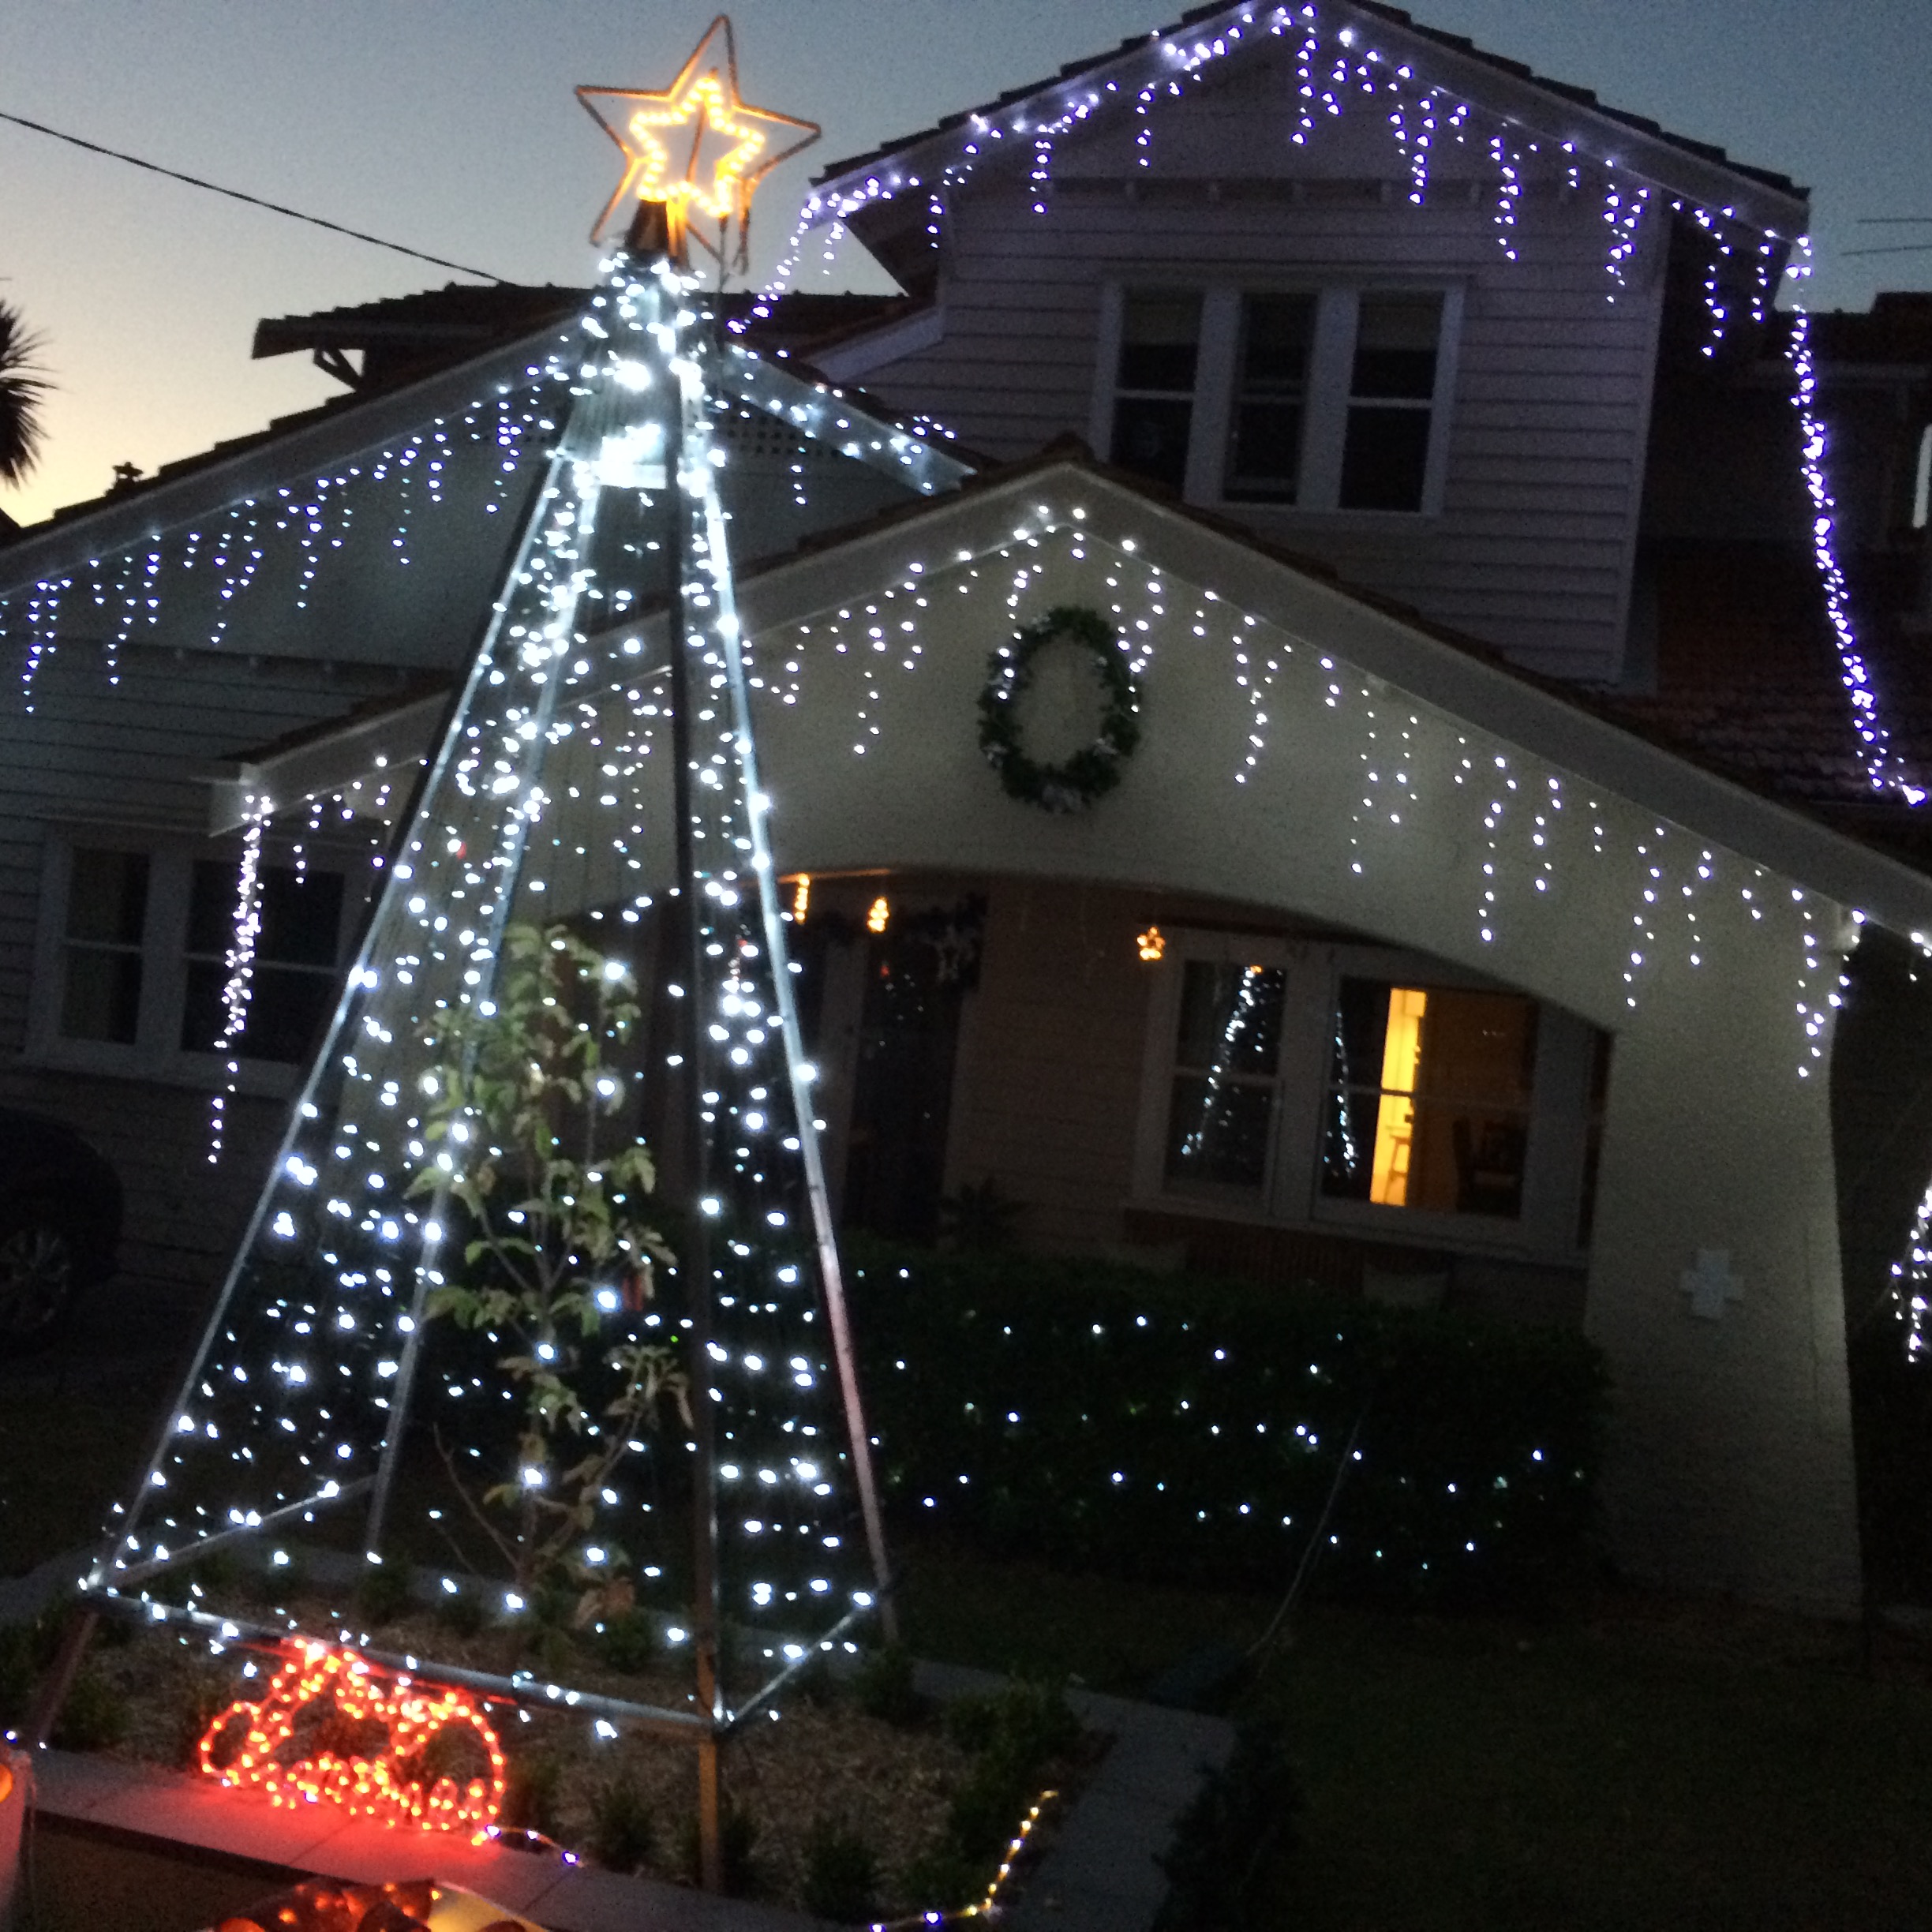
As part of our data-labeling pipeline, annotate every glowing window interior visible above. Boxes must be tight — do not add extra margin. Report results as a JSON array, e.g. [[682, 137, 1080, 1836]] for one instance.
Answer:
[[1324, 979, 1538, 1218]]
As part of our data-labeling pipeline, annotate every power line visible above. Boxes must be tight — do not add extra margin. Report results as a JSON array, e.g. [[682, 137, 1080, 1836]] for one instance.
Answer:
[[1842, 243, 1932, 259], [0, 105, 506, 283]]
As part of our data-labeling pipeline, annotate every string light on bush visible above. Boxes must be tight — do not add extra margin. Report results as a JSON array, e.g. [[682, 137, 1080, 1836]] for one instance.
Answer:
[[197, 1639, 507, 1834], [1889, 1180, 1932, 1360]]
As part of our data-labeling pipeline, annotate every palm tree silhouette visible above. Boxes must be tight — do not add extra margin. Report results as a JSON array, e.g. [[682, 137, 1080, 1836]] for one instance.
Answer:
[[0, 299, 50, 485]]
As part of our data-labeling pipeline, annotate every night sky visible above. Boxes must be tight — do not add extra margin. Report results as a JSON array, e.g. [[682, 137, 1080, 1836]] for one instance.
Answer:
[[2, 0, 1926, 527]]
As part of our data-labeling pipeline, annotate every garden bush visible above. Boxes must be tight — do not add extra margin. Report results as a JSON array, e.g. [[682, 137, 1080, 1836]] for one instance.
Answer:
[[848, 1245, 1607, 1604]]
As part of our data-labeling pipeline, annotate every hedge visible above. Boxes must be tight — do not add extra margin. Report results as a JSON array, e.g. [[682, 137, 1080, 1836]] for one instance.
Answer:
[[846, 1245, 1608, 1604]]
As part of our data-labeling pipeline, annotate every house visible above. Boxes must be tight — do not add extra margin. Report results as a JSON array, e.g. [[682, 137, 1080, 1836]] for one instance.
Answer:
[[2, 0, 1930, 1616]]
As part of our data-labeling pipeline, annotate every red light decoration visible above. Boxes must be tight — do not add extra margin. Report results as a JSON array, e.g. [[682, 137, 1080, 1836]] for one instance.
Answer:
[[197, 1642, 507, 1834]]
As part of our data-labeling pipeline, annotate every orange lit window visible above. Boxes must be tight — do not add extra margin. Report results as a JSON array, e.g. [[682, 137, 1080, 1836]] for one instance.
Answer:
[[1324, 978, 1537, 1220]]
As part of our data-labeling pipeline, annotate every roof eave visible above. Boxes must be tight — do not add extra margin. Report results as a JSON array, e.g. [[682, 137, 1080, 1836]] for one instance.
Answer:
[[0, 318, 578, 601], [812, 0, 1807, 240], [727, 459, 1932, 938]]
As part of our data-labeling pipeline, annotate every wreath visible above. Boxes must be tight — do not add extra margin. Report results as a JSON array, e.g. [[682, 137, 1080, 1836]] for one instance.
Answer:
[[977, 605, 1142, 814]]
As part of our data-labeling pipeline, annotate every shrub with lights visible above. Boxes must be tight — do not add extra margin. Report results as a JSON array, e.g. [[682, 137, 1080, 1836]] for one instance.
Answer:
[[850, 1245, 1608, 1603]]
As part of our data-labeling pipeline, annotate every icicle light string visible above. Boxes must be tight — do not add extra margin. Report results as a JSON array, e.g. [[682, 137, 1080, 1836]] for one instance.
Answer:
[[755, 0, 1771, 331], [763, 507, 1841, 1075], [1785, 238, 1924, 806], [208, 796, 270, 1165], [0, 373, 564, 703]]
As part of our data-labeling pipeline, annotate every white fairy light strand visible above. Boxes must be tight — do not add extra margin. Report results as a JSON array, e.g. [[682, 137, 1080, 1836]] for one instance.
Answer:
[[207, 797, 270, 1165], [1786, 241, 1924, 806]]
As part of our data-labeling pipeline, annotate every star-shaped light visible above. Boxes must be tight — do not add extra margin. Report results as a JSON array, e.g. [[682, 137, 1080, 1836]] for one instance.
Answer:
[[578, 15, 819, 265]]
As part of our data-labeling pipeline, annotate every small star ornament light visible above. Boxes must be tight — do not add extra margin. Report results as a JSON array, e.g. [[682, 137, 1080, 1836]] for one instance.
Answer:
[[578, 14, 818, 269]]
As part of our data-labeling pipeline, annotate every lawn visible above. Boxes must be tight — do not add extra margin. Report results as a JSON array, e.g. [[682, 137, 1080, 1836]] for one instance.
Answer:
[[896, 1537, 1932, 1932]]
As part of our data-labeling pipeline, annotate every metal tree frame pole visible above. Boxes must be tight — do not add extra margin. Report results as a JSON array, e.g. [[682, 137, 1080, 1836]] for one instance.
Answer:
[[650, 244, 726, 1892]]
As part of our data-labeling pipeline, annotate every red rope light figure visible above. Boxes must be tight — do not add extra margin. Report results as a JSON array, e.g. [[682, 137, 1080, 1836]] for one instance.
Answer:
[[197, 1642, 507, 1834]]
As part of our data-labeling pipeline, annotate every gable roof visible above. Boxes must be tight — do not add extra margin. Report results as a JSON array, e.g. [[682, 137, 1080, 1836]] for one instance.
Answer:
[[0, 294, 972, 587], [813, 0, 1807, 238]]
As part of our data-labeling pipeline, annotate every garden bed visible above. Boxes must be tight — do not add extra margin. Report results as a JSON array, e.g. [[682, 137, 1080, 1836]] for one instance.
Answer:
[[18, 1578, 1105, 1926]]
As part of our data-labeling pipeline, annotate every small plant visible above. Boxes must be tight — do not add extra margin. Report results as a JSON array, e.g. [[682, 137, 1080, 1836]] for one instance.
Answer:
[[1154, 1718, 1300, 1930], [933, 1678, 1084, 1875], [434, 1588, 486, 1638], [173, 1666, 235, 1769], [500, 1752, 566, 1841], [943, 1679, 1078, 1765], [938, 1176, 1021, 1252], [594, 1607, 659, 1676], [52, 1664, 127, 1750], [788, 1648, 839, 1706], [587, 1771, 656, 1874], [800, 1814, 880, 1923], [854, 1644, 925, 1727], [679, 1797, 762, 1896], [945, 1753, 1036, 1863], [240, 1552, 309, 1608], [899, 1842, 980, 1915], [0, 1617, 47, 1724], [355, 1559, 415, 1628]]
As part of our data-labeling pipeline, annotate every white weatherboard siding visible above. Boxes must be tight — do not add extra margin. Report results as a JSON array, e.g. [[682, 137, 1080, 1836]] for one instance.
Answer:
[[0, 642, 409, 1285], [834, 59, 1666, 683], [731, 515, 1862, 1613]]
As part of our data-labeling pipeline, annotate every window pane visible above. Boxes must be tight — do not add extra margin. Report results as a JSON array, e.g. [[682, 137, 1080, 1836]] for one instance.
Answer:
[[1322, 979, 1537, 1218], [1110, 395, 1193, 490], [67, 849, 148, 945], [258, 868, 345, 967], [1241, 293, 1316, 390], [190, 861, 344, 965], [1226, 400, 1304, 501], [1117, 291, 1200, 391], [187, 859, 234, 955], [245, 965, 339, 1065], [1339, 406, 1432, 511], [60, 946, 142, 1043], [1174, 961, 1284, 1074], [181, 960, 336, 1063], [1351, 294, 1442, 399], [1575, 1029, 1614, 1247], [1226, 294, 1315, 504], [1164, 1075, 1274, 1189]]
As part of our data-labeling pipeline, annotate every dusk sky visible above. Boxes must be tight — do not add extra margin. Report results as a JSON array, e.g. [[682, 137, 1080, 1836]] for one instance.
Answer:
[[3, 0, 1928, 529]]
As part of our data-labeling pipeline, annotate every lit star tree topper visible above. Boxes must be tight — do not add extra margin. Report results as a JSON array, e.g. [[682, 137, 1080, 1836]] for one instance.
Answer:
[[577, 13, 819, 271]]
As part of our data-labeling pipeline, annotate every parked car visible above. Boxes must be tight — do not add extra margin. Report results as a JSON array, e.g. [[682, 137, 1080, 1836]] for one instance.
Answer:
[[0, 1106, 123, 1350]]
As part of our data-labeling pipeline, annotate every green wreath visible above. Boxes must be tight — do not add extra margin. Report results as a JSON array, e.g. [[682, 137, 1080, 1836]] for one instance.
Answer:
[[977, 605, 1142, 814]]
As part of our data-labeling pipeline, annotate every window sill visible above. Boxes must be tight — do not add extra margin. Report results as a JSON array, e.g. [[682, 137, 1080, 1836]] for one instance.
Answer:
[[1204, 498, 1445, 527], [1130, 1186, 1583, 1270]]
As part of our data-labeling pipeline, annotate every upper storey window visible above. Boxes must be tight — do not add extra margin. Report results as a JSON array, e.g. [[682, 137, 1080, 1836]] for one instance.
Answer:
[[1340, 293, 1444, 511], [1110, 292, 1202, 492], [1101, 284, 1458, 515], [1226, 294, 1318, 503]]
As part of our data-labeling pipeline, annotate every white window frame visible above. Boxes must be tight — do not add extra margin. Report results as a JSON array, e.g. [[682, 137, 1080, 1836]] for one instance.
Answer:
[[1131, 930, 1601, 1266], [1091, 279, 1464, 518], [26, 828, 365, 1096]]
